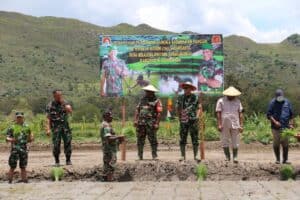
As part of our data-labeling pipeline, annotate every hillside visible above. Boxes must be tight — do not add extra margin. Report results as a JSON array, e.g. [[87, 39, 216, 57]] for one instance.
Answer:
[[0, 11, 300, 115], [0, 11, 170, 99]]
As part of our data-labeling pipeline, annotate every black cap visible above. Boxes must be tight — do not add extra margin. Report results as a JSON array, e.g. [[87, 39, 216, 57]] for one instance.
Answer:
[[102, 109, 112, 118], [275, 89, 284, 97]]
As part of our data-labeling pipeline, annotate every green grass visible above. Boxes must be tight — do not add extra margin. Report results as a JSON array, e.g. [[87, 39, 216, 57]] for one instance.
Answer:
[[1, 113, 300, 145]]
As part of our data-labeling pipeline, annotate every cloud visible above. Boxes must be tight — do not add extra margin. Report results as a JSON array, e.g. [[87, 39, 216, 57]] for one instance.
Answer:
[[0, 0, 299, 42]]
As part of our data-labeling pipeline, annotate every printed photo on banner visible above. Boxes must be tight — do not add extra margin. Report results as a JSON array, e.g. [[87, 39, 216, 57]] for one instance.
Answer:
[[99, 34, 224, 97]]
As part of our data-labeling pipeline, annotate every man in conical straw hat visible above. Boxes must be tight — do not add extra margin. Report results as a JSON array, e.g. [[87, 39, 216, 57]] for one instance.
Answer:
[[176, 81, 202, 162], [134, 85, 163, 160], [216, 86, 243, 163]]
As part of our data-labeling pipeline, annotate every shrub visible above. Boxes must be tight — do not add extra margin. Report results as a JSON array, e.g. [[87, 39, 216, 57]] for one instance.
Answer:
[[204, 127, 219, 141], [242, 131, 256, 144]]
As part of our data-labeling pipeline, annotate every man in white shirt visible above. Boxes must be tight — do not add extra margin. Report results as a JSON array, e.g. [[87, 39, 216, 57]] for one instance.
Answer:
[[216, 86, 243, 163]]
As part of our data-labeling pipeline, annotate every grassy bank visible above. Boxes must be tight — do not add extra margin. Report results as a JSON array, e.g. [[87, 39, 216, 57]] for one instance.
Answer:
[[0, 113, 299, 145]]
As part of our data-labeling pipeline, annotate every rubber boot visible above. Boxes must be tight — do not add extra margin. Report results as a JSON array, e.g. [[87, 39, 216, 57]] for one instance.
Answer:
[[138, 145, 143, 160], [273, 146, 280, 164], [66, 155, 72, 165], [223, 147, 231, 161], [152, 146, 158, 160], [8, 169, 14, 184], [233, 148, 238, 163], [152, 151, 157, 160], [54, 155, 60, 166], [179, 145, 186, 161], [193, 145, 201, 162], [106, 173, 114, 182], [282, 146, 290, 164], [21, 168, 28, 183]]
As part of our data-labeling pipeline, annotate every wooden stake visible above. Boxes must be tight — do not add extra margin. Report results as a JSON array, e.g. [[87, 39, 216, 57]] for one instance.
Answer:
[[120, 97, 126, 161]]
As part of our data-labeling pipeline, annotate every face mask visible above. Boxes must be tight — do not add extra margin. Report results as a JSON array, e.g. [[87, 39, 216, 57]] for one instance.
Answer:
[[276, 96, 284, 102]]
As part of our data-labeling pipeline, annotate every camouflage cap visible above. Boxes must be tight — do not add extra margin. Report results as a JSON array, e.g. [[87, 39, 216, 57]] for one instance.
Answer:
[[202, 43, 213, 50], [108, 45, 118, 52]]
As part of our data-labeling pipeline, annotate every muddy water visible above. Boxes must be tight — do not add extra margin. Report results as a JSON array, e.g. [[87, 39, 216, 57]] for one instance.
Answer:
[[0, 159, 298, 183]]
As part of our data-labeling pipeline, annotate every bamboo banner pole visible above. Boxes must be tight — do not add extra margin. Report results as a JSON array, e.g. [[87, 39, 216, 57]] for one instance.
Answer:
[[198, 92, 205, 160]]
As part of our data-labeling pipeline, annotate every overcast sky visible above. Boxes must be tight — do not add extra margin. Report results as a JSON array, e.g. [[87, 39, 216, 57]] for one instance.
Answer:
[[1, 0, 299, 43]]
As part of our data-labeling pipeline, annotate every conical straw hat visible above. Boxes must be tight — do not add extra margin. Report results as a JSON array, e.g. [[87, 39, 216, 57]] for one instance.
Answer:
[[223, 86, 241, 96], [142, 85, 159, 92]]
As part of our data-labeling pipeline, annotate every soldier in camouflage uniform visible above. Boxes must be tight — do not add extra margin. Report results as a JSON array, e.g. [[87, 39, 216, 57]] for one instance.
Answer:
[[6, 112, 34, 183], [46, 90, 73, 166], [198, 43, 223, 92], [176, 82, 201, 162], [100, 46, 129, 97], [134, 85, 163, 160], [100, 110, 125, 181]]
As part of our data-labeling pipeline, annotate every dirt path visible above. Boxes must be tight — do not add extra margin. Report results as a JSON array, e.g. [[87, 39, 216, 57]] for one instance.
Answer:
[[1, 181, 300, 200]]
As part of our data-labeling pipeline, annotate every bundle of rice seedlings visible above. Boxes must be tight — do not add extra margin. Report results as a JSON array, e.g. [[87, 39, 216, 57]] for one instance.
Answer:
[[196, 164, 208, 181], [280, 164, 295, 181], [50, 167, 64, 181]]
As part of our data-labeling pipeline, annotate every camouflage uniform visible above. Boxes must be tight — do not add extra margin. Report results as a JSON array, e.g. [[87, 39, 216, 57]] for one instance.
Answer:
[[100, 121, 117, 175], [7, 123, 31, 169], [199, 59, 223, 91], [176, 93, 200, 159], [46, 101, 72, 161], [136, 96, 162, 159], [102, 58, 128, 97]]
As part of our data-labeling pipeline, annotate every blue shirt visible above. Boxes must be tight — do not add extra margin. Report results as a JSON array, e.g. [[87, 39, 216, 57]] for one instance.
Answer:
[[266, 98, 293, 129]]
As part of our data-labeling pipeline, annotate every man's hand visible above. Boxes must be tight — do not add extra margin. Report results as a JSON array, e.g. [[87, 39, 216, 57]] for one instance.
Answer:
[[118, 135, 125, 143], [274, 120, 281, 128], [100, 91, 106, 97], [207, 79, 222, 88], [218, 124, 222, 132], [46, 129, 51, 137], [7, 138, 16, 143], [153, 123, 159, 129], [198, 74, 207, 84], [134, 121, 138, 127], [65, 104, 72, 113], [239, 127, 244, 133]]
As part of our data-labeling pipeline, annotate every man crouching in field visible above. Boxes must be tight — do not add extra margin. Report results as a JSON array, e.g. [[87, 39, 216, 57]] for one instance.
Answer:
[[101, 110, 125, 181], [6, 112, 34, 183]]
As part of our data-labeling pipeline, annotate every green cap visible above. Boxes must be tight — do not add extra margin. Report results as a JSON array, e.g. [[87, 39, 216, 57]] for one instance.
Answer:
[[202, 43, 213, 50], [108, 45, 117, 52], [15, 112, 24, 117]]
